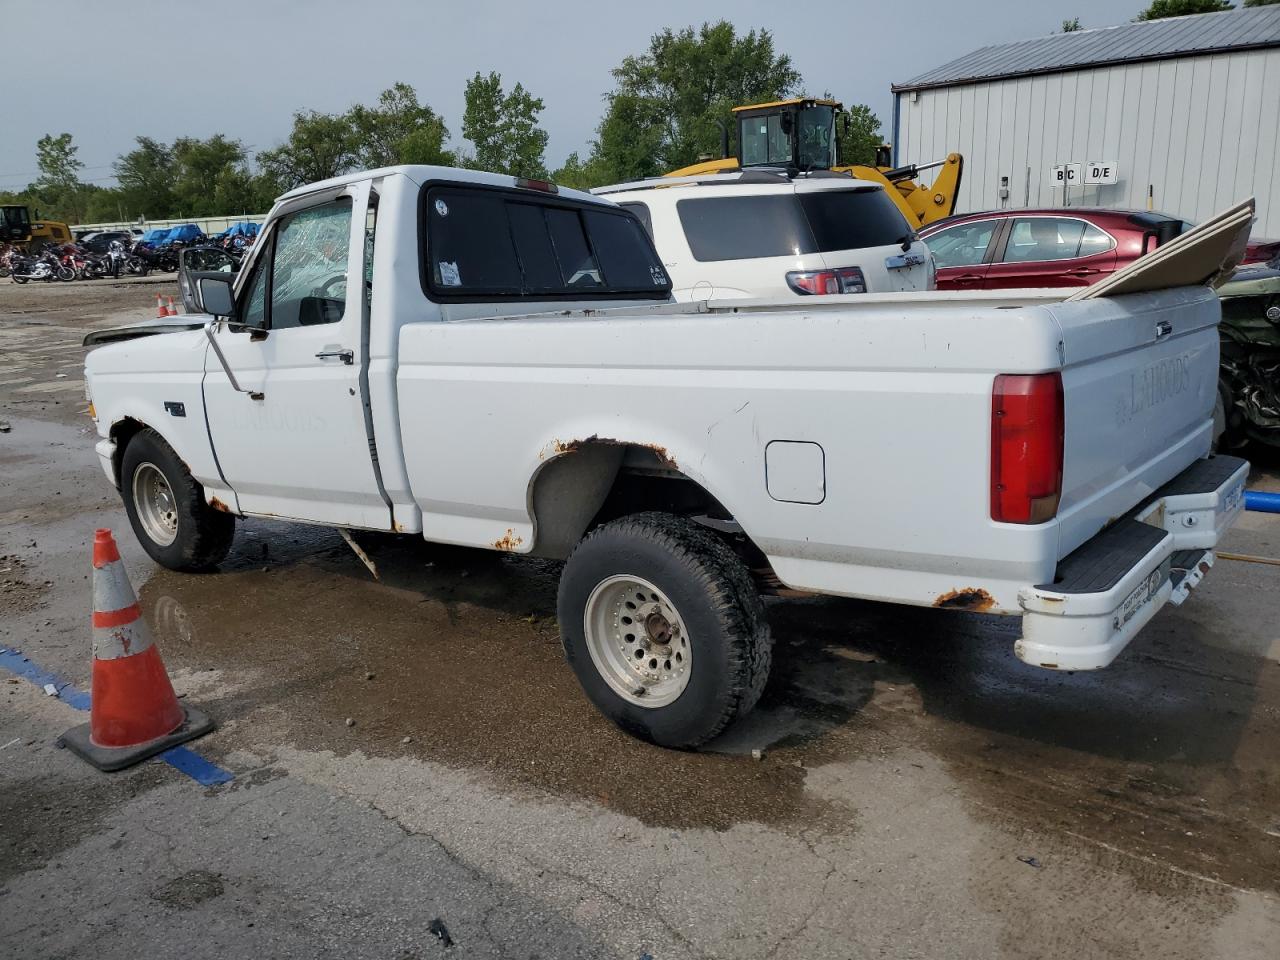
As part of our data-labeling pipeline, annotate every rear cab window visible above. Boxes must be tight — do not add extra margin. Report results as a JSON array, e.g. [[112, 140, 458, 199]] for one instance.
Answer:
[[422, 184, 670, 301], [676, 188, 911, 262]]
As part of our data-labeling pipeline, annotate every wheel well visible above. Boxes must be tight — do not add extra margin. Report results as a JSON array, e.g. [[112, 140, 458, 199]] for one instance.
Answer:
[[528, 441, 764, 566], [108, 417, 148, 489]]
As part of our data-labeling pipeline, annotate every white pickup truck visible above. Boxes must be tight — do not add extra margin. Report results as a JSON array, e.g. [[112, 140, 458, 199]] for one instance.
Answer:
[[83, 165, 1248, 748]]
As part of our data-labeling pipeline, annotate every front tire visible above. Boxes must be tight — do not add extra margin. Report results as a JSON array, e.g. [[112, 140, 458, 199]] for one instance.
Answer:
[[558, 512, 772, 749], [121, 428, 235, 571]]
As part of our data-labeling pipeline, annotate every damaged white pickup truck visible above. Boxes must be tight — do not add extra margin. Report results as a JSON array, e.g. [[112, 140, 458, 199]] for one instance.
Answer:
[[83, 165, 1249, 747]]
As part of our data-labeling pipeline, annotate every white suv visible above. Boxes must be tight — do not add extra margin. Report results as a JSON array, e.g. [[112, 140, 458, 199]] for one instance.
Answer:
[[595, 172, 935, 301]]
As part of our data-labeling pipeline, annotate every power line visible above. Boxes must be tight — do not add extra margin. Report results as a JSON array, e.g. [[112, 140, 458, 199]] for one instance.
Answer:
[[0, 163, 118, 185]]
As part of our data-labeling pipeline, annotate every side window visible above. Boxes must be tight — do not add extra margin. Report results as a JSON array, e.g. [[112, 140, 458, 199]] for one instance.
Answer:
[[619, 202, 653, 239], [1077, 223, 1114, 257], [269, 198, 353, 330], [925, 221, 998, 268], [1003, 217, 1087, 263]]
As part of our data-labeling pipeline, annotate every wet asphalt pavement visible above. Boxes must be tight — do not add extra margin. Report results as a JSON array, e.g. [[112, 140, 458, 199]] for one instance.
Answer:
[[1, 278, 1278, 958]]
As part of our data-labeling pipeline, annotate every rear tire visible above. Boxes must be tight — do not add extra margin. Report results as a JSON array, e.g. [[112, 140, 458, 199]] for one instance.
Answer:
[[121, 428, 235, 571], [557, 512, 772, 749]]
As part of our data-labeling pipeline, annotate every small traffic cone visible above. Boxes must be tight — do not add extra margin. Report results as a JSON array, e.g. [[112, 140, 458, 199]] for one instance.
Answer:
[[165, 296, 178, 317], [59, 530, 213, 771], [154, 294, 167, 318]]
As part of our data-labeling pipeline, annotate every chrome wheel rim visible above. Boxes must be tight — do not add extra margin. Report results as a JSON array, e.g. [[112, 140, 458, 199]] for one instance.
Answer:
[[132, 462, 178, 547], [584, 575, 691, 708]]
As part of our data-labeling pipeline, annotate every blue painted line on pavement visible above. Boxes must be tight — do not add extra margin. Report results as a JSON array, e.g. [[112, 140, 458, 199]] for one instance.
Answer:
[[159, 745, 235, 785], [0, 645, 234, 785], [0, 646, 92, 711]]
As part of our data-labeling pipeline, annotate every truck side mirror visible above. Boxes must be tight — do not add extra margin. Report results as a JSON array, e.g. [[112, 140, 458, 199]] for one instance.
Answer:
[[199, 277, 235, 318]]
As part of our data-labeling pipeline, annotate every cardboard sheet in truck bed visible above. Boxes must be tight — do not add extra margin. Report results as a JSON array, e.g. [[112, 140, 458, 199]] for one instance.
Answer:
[[1068, 198, 1255, 301]]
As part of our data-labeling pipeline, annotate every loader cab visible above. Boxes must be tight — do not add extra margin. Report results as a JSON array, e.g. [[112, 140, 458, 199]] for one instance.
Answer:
[[735, 99, 840, 172], [1, 205, 32, 243]]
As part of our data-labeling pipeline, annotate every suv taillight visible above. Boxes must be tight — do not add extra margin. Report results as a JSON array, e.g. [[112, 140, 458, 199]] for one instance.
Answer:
[[991, 373, 1064, 524], [786, 266, 866, 295]]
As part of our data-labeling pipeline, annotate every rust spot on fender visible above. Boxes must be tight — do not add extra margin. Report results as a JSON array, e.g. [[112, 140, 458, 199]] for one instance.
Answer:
[[547, 436, 678, 470], [934, 587, 996, 613], [493, 529, 524, 551], [209, 496, 231, 513]]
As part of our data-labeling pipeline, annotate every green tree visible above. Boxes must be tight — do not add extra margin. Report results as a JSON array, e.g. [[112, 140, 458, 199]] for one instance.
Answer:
[[461, 72, 549, 178], [836, 103, 883, 166], [114, 137, 176, 218], [594, 21, 801, 181], [257, 111, 358, 191], [257, 83, 453, 190], [1061, 17, 1083, 31], [550, 151, 613, 190], [348, 82, 452, 168], [170, 135, 259, 216], [1136, 0, 1232, 20], [83, 188, 129, 224], [28, 133, 91, 222], [1243, 0, 1279, 6], [35, 133, 83, 191]]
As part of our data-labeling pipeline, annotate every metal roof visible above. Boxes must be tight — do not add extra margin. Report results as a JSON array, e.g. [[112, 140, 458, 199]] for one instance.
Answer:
[[894, 6, 1280, 92]]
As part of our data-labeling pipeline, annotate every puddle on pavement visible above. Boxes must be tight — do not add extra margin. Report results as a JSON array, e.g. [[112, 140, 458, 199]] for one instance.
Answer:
[[137, 520, 1280, 891], [140, 524, 852, 834]]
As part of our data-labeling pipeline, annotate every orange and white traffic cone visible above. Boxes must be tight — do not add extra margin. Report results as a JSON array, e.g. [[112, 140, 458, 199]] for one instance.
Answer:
[[155, 293, 167, 319], [59, 529, 213, 771], [165, 295, 178, 317]]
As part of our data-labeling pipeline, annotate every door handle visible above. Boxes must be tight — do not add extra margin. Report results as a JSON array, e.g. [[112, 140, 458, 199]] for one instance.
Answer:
[[1067, 267, 1102, 277], [953, 273, 984, 283], [315, 349, 354, 365]]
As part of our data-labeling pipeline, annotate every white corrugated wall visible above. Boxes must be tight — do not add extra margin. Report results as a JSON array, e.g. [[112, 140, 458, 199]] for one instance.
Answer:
[[895, 49, 1280, 235]]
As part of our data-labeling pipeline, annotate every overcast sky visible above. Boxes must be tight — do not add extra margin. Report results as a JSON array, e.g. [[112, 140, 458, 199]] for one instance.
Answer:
[[1, 0, 1146, 189]]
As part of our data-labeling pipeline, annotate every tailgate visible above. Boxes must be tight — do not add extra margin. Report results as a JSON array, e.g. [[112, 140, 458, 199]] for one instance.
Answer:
[[1049, 286, 1220, 557]]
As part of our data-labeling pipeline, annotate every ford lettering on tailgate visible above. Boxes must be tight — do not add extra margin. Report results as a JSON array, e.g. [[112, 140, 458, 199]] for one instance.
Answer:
[[1115, 352, 1192, 425]]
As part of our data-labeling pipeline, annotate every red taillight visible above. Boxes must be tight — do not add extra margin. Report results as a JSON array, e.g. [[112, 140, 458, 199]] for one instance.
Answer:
[[786, 266, 866, 295], [991, 373, 1064, 524]]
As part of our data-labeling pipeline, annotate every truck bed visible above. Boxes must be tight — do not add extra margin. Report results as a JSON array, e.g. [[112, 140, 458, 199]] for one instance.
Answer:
[[392, 285, 1220, 613]]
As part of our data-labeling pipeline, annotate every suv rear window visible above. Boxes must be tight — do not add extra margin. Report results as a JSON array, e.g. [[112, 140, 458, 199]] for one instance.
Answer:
[[423, 186, 670, 299], [676, 188, 910, 262], [798, 189, 912, 252]]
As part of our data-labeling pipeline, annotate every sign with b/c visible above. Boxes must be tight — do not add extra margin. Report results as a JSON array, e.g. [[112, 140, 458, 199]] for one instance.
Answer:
[[1050, 161, 1120, 186], [1048, 163, 1081, 186]]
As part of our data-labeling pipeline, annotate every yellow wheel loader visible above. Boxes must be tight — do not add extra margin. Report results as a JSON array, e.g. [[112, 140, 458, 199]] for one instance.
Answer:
[[665, 99, 963, 229], [1, 204, 73, 251]]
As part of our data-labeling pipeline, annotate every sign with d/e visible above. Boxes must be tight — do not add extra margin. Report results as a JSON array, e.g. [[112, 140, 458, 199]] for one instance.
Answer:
[[1084, 161, 1119, 185]]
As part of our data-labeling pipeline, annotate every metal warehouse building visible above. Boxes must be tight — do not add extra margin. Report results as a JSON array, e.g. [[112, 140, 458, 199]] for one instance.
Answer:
[[891, 6, 1280, 235]]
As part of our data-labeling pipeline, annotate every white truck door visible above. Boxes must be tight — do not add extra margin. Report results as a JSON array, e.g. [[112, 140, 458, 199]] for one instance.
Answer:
[[203, 184, 391, 528]]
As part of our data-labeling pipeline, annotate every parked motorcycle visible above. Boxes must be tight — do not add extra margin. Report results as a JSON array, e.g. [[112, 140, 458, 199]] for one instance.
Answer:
[[9, 249, 64, 283]]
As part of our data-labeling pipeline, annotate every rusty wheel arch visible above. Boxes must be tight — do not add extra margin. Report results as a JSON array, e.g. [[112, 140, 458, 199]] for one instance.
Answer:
[[527, 438, 759, 564], [107, 417, 150, 489]]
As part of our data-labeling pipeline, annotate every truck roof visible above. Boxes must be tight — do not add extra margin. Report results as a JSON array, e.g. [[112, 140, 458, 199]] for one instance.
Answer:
[[276, 165, 612, 208], [593, 170, 884, 199]]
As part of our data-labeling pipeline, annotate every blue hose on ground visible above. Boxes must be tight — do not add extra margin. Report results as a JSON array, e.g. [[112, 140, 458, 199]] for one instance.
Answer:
[[1245, 490, 1280, 513]]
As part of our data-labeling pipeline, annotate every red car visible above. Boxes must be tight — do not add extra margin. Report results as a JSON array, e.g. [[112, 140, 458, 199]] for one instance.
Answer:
[[921, 207, 1278, 290]]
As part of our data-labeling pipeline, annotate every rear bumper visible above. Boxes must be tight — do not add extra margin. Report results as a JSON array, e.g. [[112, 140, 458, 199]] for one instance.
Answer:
[[1015, 455, 1248, 670]]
